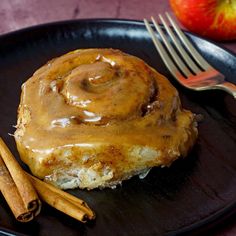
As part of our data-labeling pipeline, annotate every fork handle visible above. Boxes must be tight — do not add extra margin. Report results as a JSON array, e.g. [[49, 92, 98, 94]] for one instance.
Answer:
[[215, 81, 236, 99]]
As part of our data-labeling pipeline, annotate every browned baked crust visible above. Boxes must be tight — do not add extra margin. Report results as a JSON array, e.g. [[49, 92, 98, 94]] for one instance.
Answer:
[[14, 49, 198, 189]]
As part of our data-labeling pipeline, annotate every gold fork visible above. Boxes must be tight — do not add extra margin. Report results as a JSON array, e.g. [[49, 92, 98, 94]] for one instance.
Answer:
[[144, 13, 236, 99]]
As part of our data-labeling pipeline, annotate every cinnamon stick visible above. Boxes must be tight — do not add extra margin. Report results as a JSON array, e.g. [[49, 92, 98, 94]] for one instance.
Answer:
[[27, 173, 95, 222], [0, 137, 95, 223], [0, 138, 41, 222]]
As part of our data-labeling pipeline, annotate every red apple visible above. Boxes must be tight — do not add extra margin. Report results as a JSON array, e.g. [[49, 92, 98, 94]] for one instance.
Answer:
[[169, 0, 236, 41]]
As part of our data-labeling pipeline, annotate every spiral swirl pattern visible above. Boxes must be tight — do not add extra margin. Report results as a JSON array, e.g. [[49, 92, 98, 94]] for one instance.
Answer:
[[15, 49, 198, 189]]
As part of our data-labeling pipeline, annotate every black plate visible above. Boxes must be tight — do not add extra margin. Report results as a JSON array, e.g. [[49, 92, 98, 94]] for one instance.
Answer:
[[0, 19, 236, 236]]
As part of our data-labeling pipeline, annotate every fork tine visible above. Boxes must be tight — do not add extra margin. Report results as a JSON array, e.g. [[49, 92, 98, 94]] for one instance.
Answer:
[[151, 16, 192, 78], [144, 19, 185, 81], [158, 14, 201, 74], [166, 12, 212, 71]]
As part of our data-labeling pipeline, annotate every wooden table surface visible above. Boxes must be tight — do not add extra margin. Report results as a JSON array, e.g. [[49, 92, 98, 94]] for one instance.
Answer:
[[0, 1, 236, 235]]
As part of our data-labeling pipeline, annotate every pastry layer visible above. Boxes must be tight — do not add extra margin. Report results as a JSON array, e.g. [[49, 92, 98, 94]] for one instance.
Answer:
[[14, 49, 198, 189]]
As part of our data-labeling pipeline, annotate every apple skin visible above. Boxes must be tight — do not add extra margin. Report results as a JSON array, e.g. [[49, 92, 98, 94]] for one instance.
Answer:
[[170, 0, 236, 41]]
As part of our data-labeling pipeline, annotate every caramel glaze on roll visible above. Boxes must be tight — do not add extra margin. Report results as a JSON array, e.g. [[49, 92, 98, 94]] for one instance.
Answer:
[[14, 49, 198, 190]]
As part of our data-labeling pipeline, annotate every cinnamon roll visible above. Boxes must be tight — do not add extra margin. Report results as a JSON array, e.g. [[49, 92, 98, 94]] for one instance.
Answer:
[[14, 49, 198, 190]]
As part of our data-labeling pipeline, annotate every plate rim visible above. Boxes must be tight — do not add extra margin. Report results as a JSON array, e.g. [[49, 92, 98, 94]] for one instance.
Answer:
[[0, 18, 235, 57], [0, 18, 236, 236]]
